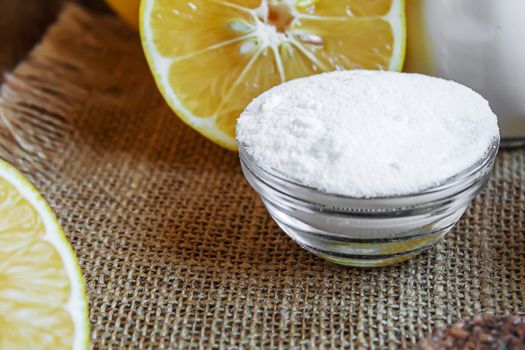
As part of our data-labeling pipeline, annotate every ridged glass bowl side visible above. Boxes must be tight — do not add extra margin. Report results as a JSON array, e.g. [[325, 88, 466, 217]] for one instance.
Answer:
[[238, 140, 499, 267]]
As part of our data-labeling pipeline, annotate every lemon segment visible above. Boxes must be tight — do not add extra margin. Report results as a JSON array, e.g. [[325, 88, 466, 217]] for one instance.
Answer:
[[141, 0, 406, 150], [296, 0, 392, 17], [0, 160, 89, 350]]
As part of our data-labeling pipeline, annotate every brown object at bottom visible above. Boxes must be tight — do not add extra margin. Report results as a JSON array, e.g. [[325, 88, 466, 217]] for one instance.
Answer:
[[418, 315, 525, 350], [0, 5, 524, 349]]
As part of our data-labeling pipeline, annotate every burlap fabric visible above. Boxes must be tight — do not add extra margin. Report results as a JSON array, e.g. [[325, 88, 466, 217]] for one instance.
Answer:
[[0, 5, 523, 349]]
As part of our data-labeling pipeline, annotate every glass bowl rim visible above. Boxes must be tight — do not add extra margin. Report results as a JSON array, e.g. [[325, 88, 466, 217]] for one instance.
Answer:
[[237, 137, 499, 202]]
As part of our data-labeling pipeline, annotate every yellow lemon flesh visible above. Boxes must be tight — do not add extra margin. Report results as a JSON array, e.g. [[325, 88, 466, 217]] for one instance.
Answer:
[[106, 0, 140, 29], [0, 160, 89, 350], [141, 0, 406, 150]]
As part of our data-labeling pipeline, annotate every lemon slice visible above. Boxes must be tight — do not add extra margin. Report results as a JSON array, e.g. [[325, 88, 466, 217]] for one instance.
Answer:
[[141, 0, 405, 150], [0, 160, 89, 350]]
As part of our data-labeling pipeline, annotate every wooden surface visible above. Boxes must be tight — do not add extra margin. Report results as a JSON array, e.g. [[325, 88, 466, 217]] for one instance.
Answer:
[[0, 0, 108, 80], [0, 0, 62, 76]]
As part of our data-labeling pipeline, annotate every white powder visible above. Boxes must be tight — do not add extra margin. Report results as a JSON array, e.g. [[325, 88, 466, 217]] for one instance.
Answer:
[[236, 70, 499, 197]]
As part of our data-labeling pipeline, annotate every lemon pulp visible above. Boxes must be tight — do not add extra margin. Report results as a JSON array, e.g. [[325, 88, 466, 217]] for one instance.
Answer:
[[141, 0, 406, 149], [0, 160, 89, 350]]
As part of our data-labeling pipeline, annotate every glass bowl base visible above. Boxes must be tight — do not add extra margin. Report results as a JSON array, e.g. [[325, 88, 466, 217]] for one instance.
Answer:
[[287, 230, 448, 267], [310, 249, 424, 267]]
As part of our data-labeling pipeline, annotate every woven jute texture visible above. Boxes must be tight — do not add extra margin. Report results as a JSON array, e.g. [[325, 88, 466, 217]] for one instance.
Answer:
[[0, 5, 524, 349]]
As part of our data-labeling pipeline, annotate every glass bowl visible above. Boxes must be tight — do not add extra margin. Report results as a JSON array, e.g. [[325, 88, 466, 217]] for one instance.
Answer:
[[238, 139, 499, 267]]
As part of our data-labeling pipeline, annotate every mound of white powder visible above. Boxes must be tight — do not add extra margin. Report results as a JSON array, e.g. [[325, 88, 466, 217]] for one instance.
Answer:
[[236, 70, 499, 197]]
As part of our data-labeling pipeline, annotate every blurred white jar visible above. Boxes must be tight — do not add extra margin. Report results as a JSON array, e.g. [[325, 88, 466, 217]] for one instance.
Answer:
[[405, 0, 525, 145]]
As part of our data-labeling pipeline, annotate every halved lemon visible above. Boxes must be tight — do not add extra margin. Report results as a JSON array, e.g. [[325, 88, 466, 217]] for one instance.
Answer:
[[141, 0, 406, 150], [106, 0, 140, 29], [0, 160, 89, 350]]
